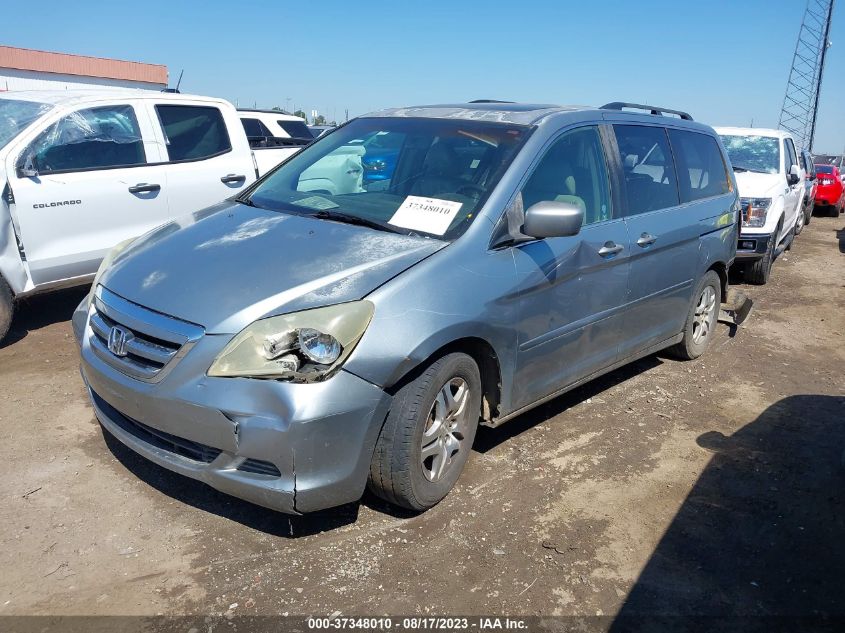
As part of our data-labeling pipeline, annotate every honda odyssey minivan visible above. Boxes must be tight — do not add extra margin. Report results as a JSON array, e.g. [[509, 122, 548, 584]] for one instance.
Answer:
[[74, 101, 739, 514]]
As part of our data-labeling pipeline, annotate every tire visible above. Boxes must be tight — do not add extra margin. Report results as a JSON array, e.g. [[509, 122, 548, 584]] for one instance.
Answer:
[[668, 270, 721, 361], [0, 276, 14, 344], [793, 206, 804, 236], [368, 352, 482, 511], [805, 205, 812, 225], [743, 220, 780, 285]]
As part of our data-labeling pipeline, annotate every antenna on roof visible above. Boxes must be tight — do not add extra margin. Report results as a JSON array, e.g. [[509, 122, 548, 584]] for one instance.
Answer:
[[162, 69, 184, 94]]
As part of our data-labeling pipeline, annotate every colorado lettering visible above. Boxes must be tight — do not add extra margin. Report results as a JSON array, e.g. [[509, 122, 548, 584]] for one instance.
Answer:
[[33, 200, 82, 209]]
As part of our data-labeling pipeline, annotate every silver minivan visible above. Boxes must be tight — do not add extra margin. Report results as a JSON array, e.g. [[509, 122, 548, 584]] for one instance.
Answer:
[[73, 102, 739, 514]]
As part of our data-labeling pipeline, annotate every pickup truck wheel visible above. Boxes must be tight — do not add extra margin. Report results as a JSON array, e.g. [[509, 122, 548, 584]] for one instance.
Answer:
[[804, 203, 812, 225], [669, 271, 721, 361], [368, 353, 481, 511], [793, 206, 805, 236], [0, 277, 14, 343], [743, 219, 781, 285]]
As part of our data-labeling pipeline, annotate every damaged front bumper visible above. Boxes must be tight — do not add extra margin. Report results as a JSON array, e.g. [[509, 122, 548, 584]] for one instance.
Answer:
[[735, 232, 772, 261], [73, 299, 392, 514]]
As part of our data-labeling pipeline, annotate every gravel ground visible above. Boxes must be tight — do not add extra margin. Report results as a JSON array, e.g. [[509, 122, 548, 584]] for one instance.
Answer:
[[0, 214, 842, 621]]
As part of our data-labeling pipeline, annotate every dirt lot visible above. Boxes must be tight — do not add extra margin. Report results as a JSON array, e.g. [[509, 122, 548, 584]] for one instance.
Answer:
[[0, 214, 842, 621]]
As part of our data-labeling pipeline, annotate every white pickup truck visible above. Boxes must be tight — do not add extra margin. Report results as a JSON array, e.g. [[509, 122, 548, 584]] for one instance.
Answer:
[[0, 90, 303, 341]]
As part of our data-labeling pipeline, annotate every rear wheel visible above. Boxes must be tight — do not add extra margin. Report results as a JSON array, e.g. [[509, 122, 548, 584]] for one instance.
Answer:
[[0, 277, 14, 344], [368, 353, 481, 511], [669, 271, 721, 361]]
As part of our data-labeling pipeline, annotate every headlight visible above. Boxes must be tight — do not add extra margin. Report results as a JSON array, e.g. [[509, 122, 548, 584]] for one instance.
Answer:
[[739, 197, 771, 228], [208, 301, 374, 381], [90, 236, 137, 299]]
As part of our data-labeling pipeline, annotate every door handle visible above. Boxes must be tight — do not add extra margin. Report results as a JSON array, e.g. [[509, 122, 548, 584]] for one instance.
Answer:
[[637, 232, 657, 247], [220, 174, 246, 184], [128, 183, 161, 194], [597, 241, 624, 257]]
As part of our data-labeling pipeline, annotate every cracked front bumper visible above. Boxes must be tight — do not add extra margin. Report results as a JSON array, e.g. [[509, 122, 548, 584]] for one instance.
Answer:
[[73, 299, 393, 514]]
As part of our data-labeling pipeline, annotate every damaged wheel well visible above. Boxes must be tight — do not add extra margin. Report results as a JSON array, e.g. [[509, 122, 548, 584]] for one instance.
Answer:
[[708, 261, 729, 298], [387, 337, 502, 423]]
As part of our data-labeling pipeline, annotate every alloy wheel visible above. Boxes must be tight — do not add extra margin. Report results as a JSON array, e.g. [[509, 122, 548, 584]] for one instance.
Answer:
[[692, 285, 717, 345], [420, 377, 470, 482]]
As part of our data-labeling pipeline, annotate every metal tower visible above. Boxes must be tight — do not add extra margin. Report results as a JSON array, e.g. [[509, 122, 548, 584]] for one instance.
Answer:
[[778, 0, 835, 152]]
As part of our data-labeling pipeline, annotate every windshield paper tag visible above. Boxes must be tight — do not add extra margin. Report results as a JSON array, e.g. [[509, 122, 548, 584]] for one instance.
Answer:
[[388, 196, 463, 235]]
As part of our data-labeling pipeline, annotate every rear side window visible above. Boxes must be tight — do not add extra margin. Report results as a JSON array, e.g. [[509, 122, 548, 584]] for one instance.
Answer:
[[277, 120, 313, 139], [613, 125, 680, 215], [667, 130, 731, 202], [241, 117, 273, 137], [26, 105, 145, 173], [156, 105, 231, 161]]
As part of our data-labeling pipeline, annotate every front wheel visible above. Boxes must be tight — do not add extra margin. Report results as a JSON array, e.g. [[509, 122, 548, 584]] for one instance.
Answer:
[[0, 277, 13, 344], [744, 219, 781, 285], [794, 206, 805, 236], [669, 271, 721, 361], [368, 353, 481, 511]]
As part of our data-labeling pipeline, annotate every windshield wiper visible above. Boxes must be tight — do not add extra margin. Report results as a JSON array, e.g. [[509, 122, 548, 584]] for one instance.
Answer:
[[235, 193, 258, 207], [312, 209, 402, 234], [732, 164, 768, 174]]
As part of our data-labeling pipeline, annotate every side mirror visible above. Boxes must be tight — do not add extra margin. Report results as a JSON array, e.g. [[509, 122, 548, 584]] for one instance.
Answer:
[[787, 164, 800, 186], [16, 153, 38, 178], [523, 200, 584, 239]]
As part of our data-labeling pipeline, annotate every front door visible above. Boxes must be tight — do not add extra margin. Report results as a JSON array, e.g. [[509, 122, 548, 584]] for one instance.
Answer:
[[6, 102, 168, 286], [511, 125, 630, 410], [781, 137, 802, 239]]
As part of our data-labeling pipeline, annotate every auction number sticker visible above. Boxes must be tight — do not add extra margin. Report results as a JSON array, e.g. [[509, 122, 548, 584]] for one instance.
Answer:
[[388, 196, 463, 235]]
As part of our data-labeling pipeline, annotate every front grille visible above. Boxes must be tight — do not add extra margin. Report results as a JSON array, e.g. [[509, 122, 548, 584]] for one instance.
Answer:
[[88, 287, 203, 382], [92, 390, 222, 464]]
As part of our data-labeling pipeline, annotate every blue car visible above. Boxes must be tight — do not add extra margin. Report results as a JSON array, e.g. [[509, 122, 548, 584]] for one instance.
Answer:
[[361, 132, 403, 183]]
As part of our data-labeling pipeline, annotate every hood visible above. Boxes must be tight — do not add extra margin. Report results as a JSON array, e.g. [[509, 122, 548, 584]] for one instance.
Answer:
[[101, 202, 445, 333], [734, 171, 786, 199]]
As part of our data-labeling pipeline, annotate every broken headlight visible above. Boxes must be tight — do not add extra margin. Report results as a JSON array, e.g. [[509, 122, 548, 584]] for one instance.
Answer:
[[207, 301, 374, 381]]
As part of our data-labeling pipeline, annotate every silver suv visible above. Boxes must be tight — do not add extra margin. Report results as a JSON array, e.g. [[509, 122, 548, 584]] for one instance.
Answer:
[[73, 101, 739, 514]]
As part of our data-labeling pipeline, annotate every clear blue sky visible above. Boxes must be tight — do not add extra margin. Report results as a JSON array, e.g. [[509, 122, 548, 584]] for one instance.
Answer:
[[6, 0, 844, 153]]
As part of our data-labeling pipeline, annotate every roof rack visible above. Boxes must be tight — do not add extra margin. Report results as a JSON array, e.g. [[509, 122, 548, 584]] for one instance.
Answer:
[[469, 99, 515, 104], [601, 102, 693, 121]]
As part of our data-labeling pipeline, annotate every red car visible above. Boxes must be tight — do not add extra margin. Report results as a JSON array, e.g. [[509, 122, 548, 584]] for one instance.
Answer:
[[814, 164, 844, 216]]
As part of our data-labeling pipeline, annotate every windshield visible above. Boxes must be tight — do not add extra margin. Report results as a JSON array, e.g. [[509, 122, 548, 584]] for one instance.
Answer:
[[247, 117, 531, 240], [0, 98, 53, 150], [720, 135, 780, 174], [816, 165, 833, 174]]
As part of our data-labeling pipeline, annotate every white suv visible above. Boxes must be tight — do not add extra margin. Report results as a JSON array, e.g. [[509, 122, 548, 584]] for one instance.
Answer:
[[716, 127, 805, 284]]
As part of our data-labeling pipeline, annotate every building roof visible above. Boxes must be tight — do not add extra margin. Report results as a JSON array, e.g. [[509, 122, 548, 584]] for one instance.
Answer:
[[0, 45, 167, 85]]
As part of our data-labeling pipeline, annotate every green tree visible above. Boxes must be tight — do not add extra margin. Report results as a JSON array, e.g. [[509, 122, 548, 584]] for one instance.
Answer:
[[313, 114, 327, 126], [293, 109, 307, 121]]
